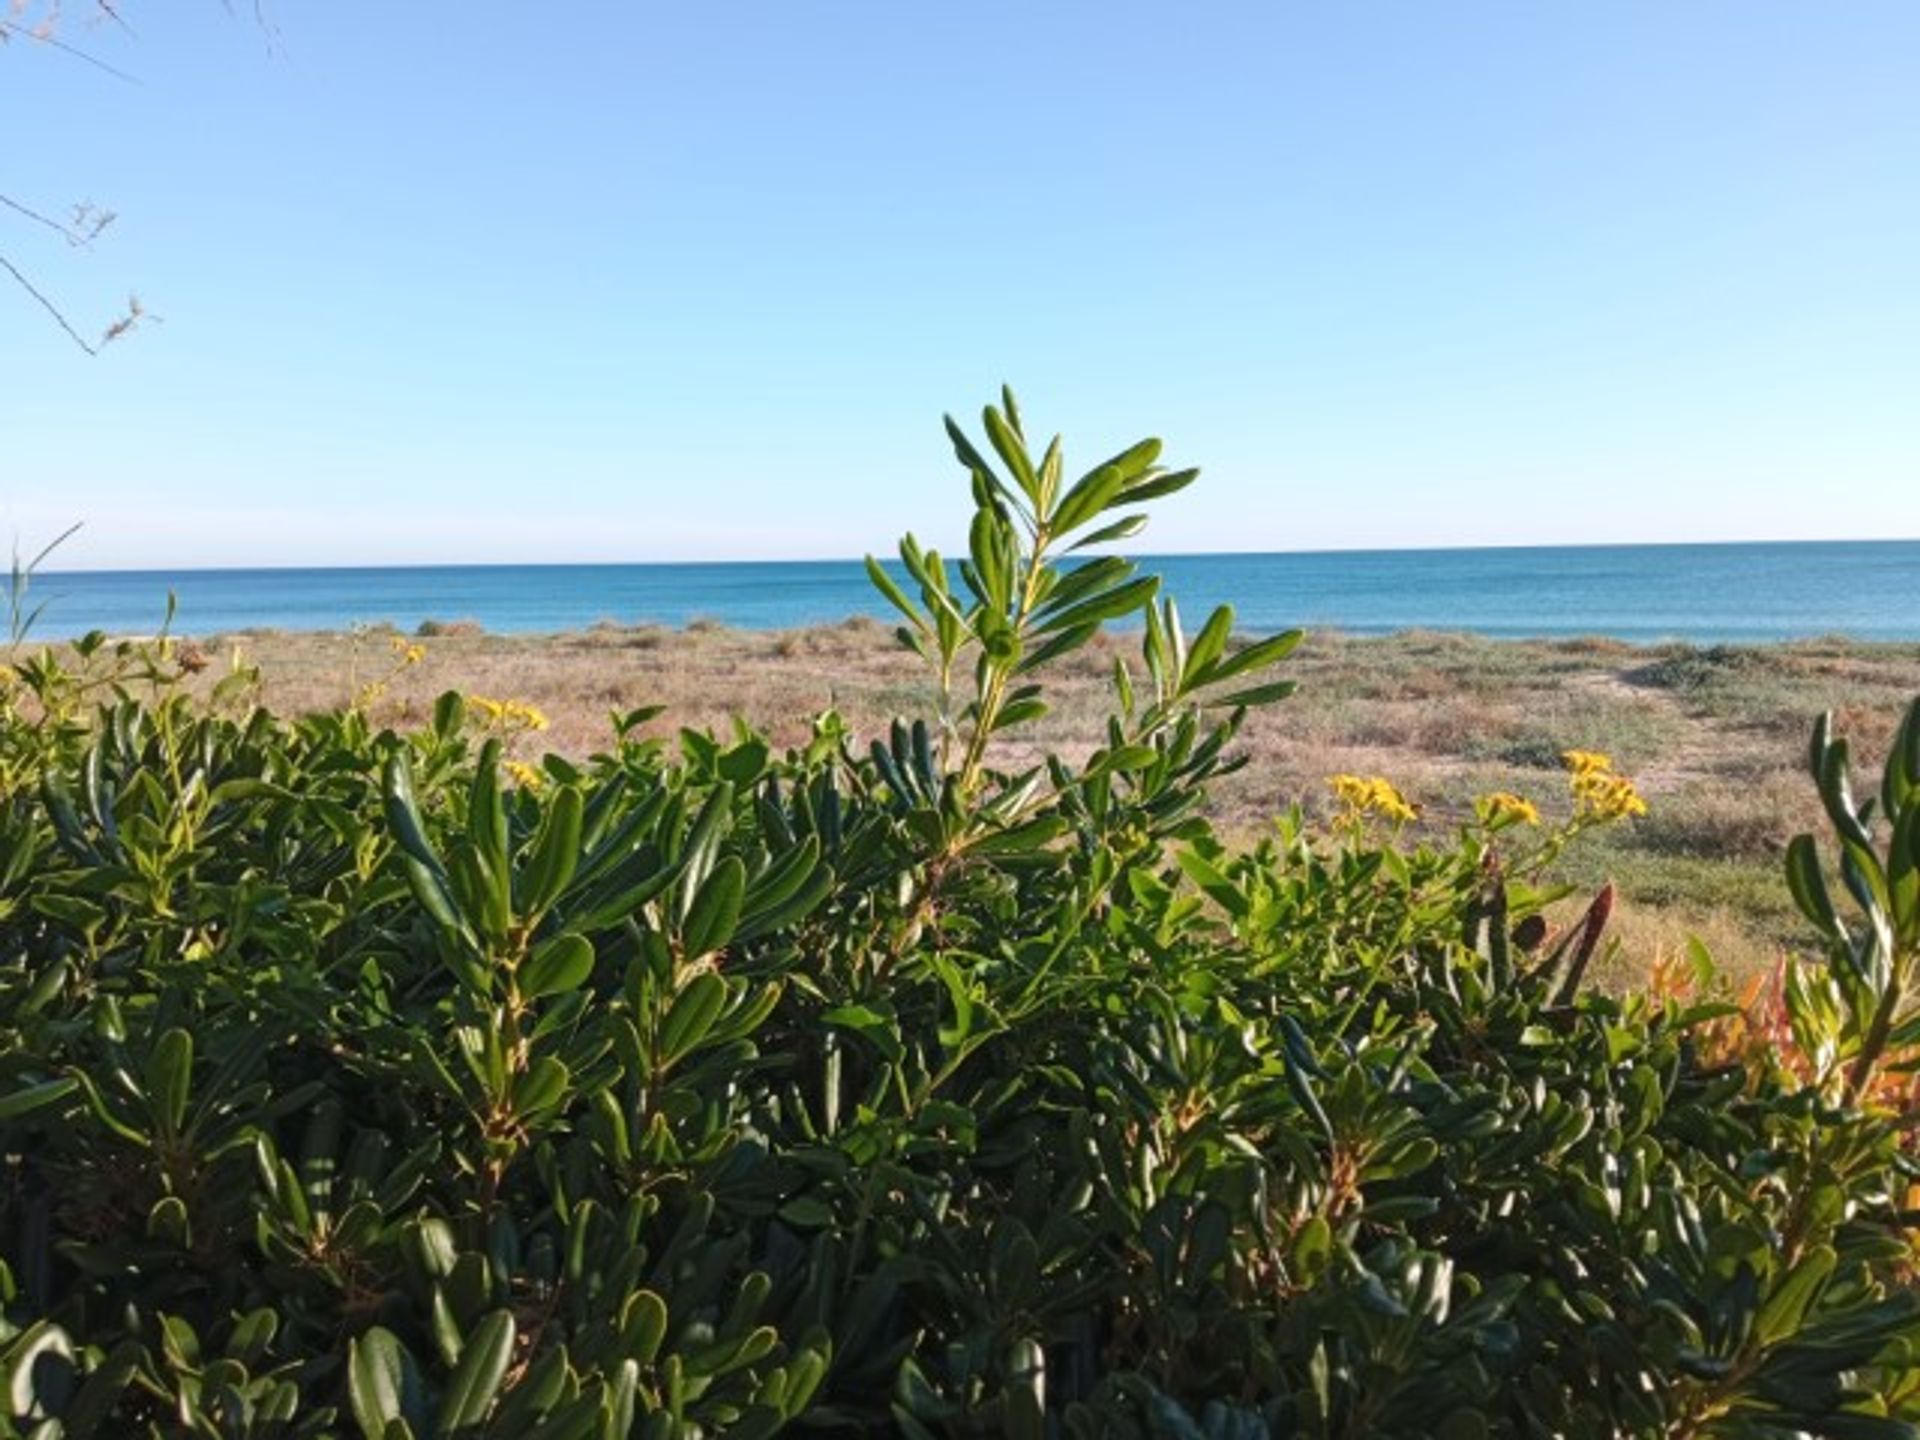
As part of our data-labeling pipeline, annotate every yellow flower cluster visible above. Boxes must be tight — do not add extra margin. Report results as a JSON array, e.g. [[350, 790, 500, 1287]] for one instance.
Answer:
[[504, 759, 546, 791], [1328, 774, 1418, 824], [1563, 749, 1648, 820], [388, 635, 426, 666], [1478, 791, 1541, 827], [471, 696, 551, 733]]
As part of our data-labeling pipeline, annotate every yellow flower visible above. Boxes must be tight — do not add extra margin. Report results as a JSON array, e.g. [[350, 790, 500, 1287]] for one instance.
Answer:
[[1478, 791, 1541, 827], [1329, 774, 1371, 808], [470, 695, 549, 733], [504, 759, 546, 791], [1328, 774, 1418, 824], [1560, 749, 1644, 819], [1571, 768, 1648, 820], [1375, 783, 1418, 824]]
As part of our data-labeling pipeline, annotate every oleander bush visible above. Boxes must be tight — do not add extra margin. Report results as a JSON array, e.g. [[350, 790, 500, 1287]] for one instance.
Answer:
[[5, 392, 1920, 1438]]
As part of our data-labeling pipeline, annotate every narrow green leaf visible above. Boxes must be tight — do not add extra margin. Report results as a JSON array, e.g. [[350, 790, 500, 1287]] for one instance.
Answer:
[[741, 837, 820, 918], [383, 753, 471, 942], [513, 1056, 571, 1117], [967, 815, 1068, 856], [968, 509, 1009, 613], [1214, 680, 1298, 708], [1116, 465, 1197, 505], [676, 782, 736, 919], [1283, 1051, 1337, 1145], [735, 864, 833, 943], [1014, 622, 1098, 676], [991, 698, 1050, 732], [1180, 605, 1235, 690], [147, 1027, 193, 1137], [621, 1291, 669, 1365], [1087, 437, 1163, 485], [349, 1328, 417, 1439], [1817, 738, 1875, 854], [519, 785, 585, 919], [941, 414, 992, 474], [1755, 1244, 1836, 1346], [1207, 628, 1304, 685], [1037, 556, 1131, 617], [659, 972, 729, 1067], [983, 405, 1039, 502], [1034, 575, 1160, 637], [866, 556, 923, 630], [0, 1077, 78, 1122], [521, 933, 595, 999], [1035, 434, 1063, 514], [1067, 513, 1147, 551], [683, 855, 746, 957], [434, 1309, 514, 1432], [470, 739, 509, 881], [1176, 850, 1250, 919], [1786, 834, 1843, 942], [1052, 463, 1127, 534], [383, 753, 443, 873]]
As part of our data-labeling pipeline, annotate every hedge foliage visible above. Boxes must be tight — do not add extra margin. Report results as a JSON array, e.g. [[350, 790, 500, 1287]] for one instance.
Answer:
[[5, 392, 1920, 1438]]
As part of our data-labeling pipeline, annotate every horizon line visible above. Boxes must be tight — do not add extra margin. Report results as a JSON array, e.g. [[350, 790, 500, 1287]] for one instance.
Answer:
[[33, 532, 1920, 579]]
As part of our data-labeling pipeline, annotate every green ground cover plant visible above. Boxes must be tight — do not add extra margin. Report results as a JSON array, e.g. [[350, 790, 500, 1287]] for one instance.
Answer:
[[5, 391, 1920, 1437]]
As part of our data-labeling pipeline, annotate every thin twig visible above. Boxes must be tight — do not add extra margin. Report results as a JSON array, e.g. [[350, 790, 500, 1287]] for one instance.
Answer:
[[0, 194, 78, 243], [93, 1, 136, 39], [0, 253, 98, 354], [0, 193, 111, 247], [0, 16, 142, 84]]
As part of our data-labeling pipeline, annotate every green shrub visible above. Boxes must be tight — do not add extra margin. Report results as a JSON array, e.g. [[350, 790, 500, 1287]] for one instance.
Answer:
[[1630, 645, 1781, 694], [4, 392, 1920, 1437]]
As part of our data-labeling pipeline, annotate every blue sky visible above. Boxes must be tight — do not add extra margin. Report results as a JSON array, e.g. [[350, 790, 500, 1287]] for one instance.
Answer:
[[2, 3, 1916, 569]]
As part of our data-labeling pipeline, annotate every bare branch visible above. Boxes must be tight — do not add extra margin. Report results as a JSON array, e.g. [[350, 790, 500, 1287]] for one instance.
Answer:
[[0, 15, 141, 84], [0, 192, 115, 247], [0, 251, 99, 353], [0, 253, 150, 355], [93, 1, 135, 39], [0, 193, 74, 242]]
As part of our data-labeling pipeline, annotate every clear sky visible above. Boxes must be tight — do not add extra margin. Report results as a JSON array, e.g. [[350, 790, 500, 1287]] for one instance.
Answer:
[[2, 3, 1916, 569]]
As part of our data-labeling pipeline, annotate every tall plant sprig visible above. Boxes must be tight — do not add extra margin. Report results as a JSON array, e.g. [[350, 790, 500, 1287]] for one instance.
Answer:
[[7, 521, 82, 651], [1784, 698, 1920, 1104], [865, 387, 1301, 814]]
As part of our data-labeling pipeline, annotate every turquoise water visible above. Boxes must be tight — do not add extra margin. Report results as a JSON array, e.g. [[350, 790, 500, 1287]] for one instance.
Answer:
[[25, 540, 1920, 643]]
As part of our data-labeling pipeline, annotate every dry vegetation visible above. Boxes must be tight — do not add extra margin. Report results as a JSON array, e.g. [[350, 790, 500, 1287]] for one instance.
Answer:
[[189, 618, 1920, 981]]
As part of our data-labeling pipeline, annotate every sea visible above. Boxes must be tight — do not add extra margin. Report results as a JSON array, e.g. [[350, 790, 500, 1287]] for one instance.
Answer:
[[23, 540, 1920, 645]]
